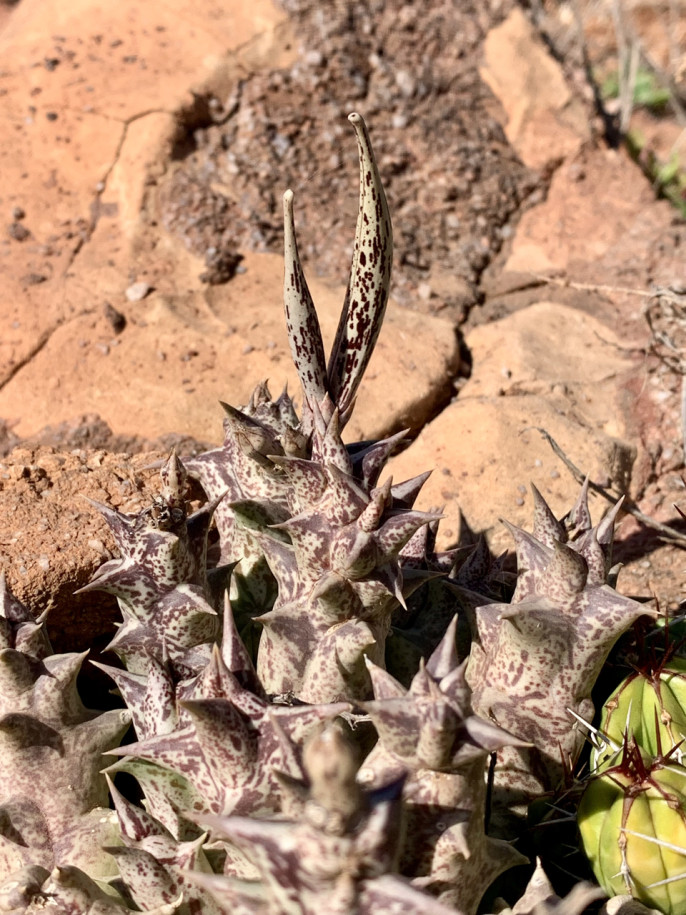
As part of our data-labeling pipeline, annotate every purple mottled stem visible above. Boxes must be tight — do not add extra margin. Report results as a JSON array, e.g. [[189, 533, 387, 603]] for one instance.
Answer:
[[327, 112, 393, 426], [283, 188, 328, 423]]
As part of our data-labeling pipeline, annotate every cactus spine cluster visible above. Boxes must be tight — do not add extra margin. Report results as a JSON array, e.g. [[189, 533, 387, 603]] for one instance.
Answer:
[[578, 633, 686, 912], [0, 114, 668, 914]]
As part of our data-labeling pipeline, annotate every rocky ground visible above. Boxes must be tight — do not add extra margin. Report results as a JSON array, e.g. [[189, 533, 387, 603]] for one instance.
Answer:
[[0, 0, 684, 657]]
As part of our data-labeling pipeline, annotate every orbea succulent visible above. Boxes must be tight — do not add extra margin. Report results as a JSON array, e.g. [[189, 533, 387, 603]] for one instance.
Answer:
[[0, 575, 130, 885], [190, 722, 460, 915], [465, 482, 653, 823], [359, 617, 528, 913], [0, 112, 663, 915]]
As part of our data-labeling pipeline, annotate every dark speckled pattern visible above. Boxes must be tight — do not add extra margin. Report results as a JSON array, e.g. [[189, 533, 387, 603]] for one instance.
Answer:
[[360, 619, 526, 914], [327, 115, 393, 428], [0, 584, 131, 887], [253, 416, 440, 704], [466, 484, 656, 820], [191, 724, 458, 915]]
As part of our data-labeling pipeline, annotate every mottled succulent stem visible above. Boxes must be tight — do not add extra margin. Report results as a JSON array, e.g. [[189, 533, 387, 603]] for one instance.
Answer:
[[283, 188, 329, 431], [327, 112, 393, 427]]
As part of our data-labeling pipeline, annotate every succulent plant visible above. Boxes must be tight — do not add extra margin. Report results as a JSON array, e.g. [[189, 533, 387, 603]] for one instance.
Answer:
[[190, 722, 460, 915], [184, 113, 437, 706], [0, 862, 180, 913], [490, 857, 604, 915], [0, 110, 675, 915], [359, 616, 528, 913], [592, 648, 686, 772], [0, 575, 130, 885], [465, 483, 654, 824], [78, 451, 225, 677], [578, 739, 686, 914]]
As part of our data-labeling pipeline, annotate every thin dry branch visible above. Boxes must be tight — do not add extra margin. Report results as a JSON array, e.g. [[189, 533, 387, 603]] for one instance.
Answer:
[[529, 273, 684, 305], [526, 426, 686, 548]]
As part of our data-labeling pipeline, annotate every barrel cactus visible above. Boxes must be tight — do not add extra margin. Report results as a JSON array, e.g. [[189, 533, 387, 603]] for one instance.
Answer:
[[592, 655, 686, 772], [579, 739, 686, 914]]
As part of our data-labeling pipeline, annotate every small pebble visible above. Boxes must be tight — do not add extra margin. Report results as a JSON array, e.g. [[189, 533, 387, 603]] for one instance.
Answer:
[[395, 69, 416, 97], [37, 555, 50, 571], [550, 470, 560, 479], [304, 49, 324, 67], [22, 273, 47, 286], [11, 206, 25, 220], [7, 223, 30, 242], [125, 281, 152, 302]]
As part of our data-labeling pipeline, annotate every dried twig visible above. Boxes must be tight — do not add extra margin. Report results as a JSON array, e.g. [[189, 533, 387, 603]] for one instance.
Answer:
[[568, 0, 620, 143], [526, 426, 686, 547], [531, 273, 686, 459], [529, 273, 684, 305], [611, 0, 637, 134]]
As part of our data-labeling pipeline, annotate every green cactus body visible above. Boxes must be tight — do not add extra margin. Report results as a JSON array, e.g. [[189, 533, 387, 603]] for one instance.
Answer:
[[579, 743, 686, 913], [593, 659, 686, 772]]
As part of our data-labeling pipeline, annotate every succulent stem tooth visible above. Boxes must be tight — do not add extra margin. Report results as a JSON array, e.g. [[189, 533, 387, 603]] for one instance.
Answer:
[[327, 113, 392, 425], [282, 189, 328, 425]]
